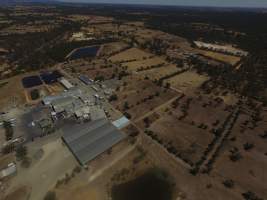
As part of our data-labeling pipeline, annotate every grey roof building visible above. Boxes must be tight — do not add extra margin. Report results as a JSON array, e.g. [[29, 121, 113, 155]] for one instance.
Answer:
[[0, 163, 16, 179], [42, 87, 82, 105], [62, 118, 126, 165]]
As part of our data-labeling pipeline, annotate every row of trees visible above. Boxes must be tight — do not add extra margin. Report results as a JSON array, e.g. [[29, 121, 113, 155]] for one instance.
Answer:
[[191, 107, 240, 175], [145, 129, 194, 167]]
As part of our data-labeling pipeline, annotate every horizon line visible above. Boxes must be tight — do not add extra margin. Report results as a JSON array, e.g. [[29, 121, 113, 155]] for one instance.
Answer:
[[57, 1, 267, 9]]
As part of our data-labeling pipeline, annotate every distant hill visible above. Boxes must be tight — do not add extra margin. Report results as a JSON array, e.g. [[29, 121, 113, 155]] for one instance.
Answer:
[[0, 0, 57, 5]]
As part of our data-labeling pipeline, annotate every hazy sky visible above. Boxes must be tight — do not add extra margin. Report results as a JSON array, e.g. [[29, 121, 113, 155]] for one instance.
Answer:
[[60, 0, 267, 8]]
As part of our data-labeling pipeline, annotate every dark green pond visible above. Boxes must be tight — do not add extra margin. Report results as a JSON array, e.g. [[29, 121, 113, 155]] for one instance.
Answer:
[[112, 169, 173, 200]]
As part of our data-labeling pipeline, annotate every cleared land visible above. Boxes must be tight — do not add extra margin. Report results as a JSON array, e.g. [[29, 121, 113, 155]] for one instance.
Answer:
[[197, 49, 241, 66], [122, 57, 166, 72], [210, 107, 267, 199], [109, 48, 153, 63], [164, 70, 209, 93], [99, 42, 129, 56], [5, 138, 78, 200], [0, 75, 26, 110], [111, 76, 178, 120], [139, 64, 179, 80], [137, 93, 231, 165]]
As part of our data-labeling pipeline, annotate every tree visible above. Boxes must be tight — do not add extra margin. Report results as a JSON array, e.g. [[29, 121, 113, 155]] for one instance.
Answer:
[[30, 89, 40, 100], [3, 121, 13, 141], [143, 117, 150, 128], [94, 75, 105, 82], [165, 82, 171, 89], [124, 112, 132, 119], [222, 179, 235, 188], [16, 145, 27, 161], [123, 101, 129, 110], [109, 94, 118, 102], [44, 191, 57, 200], [242, 191, 263, 200], [155, 91, 160, 96], [243, 142, 254, 151], [2, 143, 15, 154]]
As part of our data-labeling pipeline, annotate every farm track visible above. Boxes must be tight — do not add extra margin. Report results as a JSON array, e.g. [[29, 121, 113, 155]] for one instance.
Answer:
[[199, 106, 240, 173], [132, 122, 193, 170], [133, 95, 180, 123], [131, 94, 193, 169]]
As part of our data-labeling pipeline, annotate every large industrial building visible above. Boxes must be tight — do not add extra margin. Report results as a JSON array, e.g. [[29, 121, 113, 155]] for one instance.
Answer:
[[38, 78, 127, 165], [62, 118, 126, 165]]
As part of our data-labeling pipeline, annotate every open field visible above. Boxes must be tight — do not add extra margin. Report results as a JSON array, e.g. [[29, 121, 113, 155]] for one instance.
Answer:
[[182, 94, 231, 129], [0, 24, 58, 35], [3, 186, 31, 200], [136, 93, 231, 165], [197, 49, 241, 66], [0, 75, 26, 110], [164, 70, 209, 93], [83, 67, 114, 80], [109, 48, 153, 63], [111, 76, 178, 120], [210, 106, 267, 199], [148, 114, 213, 164], [122, 56, 166, 72], [99, 42, 129, 56], [138, 64, 179, 80]]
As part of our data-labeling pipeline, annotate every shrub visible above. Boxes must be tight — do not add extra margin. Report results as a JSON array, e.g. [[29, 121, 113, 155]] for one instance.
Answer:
[[222, 179, 235, 188], [44, 191, 56, 200]]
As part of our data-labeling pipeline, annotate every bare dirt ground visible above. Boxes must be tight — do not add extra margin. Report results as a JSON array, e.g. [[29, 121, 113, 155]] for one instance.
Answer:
[[0, 154, 14, 170], [0, 75, 26, 111], [3, 186, 31, 200], [138, 134, 244, 200], [46, 82, 65, 95], [111, 75, 178, 119], [148, 114, 213, 164], [54, 133, 246, 200], [164, 70, 209, 93], [99, 42, 129, 56], [109, 47, 153, 63], [24, 85, 50, 105], [211, 106, 267, 199], [122, 56, 166, 72], [196, 49, 241, 66], [139, 64, 180, 80], [4, 138, 78, 200], [54, 139, 135, 200]]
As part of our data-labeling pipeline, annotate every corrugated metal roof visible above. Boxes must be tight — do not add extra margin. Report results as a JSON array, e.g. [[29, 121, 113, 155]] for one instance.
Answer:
[[0, 163, 16, 178], [59, 78, 74, 89], [79, 75, 93, 85], [62, 118, 126, 165], [42, 88, 82, 105], [112, 116, 130, 129]]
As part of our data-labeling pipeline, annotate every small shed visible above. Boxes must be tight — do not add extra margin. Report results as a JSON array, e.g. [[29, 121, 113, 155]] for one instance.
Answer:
[[0, 163, 16, 179]]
